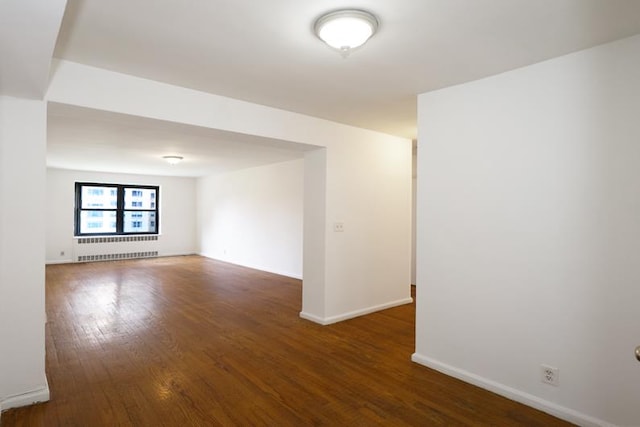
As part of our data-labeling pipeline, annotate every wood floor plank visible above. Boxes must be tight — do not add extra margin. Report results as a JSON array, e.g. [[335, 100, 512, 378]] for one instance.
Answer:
[[1, 256, 573, 426]]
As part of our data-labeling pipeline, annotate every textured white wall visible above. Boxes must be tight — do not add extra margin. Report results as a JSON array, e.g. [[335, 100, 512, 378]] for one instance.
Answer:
[[0, 96, 49, 409], [198, 159, 304, 279], [45, 168, 197, 263], [415, 35, 640, 426]]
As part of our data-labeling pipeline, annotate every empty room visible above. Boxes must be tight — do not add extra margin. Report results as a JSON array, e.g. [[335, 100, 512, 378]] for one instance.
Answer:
[[1, 1, 640, 426]]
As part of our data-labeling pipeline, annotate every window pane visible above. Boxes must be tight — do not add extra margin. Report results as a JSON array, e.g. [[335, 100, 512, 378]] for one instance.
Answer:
[[80, 211, 116, 234], [76, 182, 160, 236], [81, 186, 117, 209], [124, 188, 156, 209], [124, 211, 157, 233]]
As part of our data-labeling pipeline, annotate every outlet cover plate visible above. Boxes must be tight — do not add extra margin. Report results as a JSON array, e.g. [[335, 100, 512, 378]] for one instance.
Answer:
[[541, 365, 559, 386]]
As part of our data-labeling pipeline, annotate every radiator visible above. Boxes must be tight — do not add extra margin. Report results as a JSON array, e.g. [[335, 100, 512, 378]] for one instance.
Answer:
[[74, 235, 159, 262]]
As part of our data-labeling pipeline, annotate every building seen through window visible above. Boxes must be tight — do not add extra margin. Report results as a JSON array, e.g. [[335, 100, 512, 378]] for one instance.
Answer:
[[75, 183, 159, 236]]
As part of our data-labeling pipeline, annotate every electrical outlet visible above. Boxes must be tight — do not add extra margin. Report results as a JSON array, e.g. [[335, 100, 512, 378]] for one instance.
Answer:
[[541, 365, 559, 386], [333, 222, 344, 232]]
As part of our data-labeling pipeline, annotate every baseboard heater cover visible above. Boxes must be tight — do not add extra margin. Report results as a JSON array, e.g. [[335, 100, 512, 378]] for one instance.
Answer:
[[77, 235, 158, 244], [77, 251, 158, 262]]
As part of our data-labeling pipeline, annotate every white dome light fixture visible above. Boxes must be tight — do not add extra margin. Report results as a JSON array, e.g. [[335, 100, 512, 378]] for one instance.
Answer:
[[163, 155, 183, 165], [314, 9, 379, 56]]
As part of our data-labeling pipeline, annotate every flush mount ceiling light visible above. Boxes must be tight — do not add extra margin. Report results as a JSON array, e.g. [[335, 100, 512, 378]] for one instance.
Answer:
[[162, 155, 183, 165], [314, 9, 379, 56]]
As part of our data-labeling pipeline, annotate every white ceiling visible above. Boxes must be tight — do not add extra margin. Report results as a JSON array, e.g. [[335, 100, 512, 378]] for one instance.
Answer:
[[47, 103, 316, 177], [38, 1, 640, 176]]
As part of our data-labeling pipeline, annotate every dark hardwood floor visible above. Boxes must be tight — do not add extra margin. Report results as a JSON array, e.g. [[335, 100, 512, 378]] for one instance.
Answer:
[[1, 256, 572, 426]]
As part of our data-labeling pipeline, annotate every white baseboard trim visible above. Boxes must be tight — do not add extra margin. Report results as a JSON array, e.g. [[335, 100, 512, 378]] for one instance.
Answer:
[[299, 311, 326, 324], [411, 353, 615, 427], [1, 380, 50, 413], [300, 297, 414, 325], [198, 253, 303, 280], [45, 259, 73, 265], [160, 252, 199, 258]]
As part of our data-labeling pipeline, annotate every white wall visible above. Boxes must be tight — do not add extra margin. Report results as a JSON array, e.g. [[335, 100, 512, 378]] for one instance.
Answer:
[[198, 159, 304, 279], [320, 132, 412, 322], [0, 0, 66, 99], [411, 145, 417, 286], [0, 96, 49, 410], [47, 60, 413, 325], [46, 168, 197, 263], [302, 148, 327, 319], [414, 35, 640, 426]]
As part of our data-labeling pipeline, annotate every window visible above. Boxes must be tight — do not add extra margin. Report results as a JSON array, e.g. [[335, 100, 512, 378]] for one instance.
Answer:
[[75, 182, 159, 236]]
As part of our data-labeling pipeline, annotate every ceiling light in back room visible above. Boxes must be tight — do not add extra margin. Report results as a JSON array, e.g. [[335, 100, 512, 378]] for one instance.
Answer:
[[314, 9, 379, 57], [163, 155, 183, 165]]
